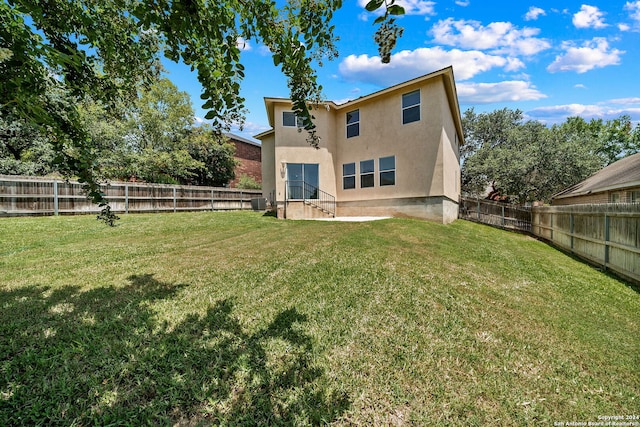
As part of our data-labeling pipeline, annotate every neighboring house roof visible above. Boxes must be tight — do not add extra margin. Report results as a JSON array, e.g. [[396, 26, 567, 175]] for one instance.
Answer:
[[225, 132, 262, 148], [255, 66, 465, 146], [552, 152, 640, 200]]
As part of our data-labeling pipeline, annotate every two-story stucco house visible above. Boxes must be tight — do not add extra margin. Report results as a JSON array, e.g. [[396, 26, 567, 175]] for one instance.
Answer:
[[254, 66, 464, 223]]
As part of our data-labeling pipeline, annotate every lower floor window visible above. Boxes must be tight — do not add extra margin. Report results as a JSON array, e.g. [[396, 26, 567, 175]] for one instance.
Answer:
[[379, 155, 395, 186], [360, 159, 374, 188], [343, 163, 356, 189]]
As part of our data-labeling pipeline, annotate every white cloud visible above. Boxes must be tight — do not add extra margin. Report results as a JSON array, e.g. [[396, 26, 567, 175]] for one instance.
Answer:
[[455, 0, 470, 6], [236, 37, 252, 51], [526, 103, 640, 123], [357, 0, 436, 18], [430, 18, 551, 56], [457, 81, 547, 103], [607, 97, 640, 105], [572, 5, 607, 29], [574, 83, 587, 89], [338, 47, 524, 86], [257, 45, 272, 56], [230, 120, 271, 138], [625, 1, 640, 20], [332, 97, 355, 105], [524, 7, 546, 21], [623, 1, 640, 30], [547, 38, 624, 73]]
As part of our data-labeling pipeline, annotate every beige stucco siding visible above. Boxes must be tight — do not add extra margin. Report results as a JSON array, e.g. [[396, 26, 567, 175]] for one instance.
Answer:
[[260, 133, 276, 204], [255, 66, 463, 223], [271, 102, 337, 203], [334, 79, 446, 202], [439, 81, 462, 202]]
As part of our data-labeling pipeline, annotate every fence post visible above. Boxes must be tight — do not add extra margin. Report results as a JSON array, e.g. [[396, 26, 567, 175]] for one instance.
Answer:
[[569, 211, 574, 251], [53, 180, 59, 216], [240, 190, 243, 210], [477, 199, 480, 220], [173, 187, 177, 213], [211, 188, 214, 211], [550, 211, 554, 241], [125, 184, 129, 214], [604, 212, 610, 269], [501, 205, 505, 227]]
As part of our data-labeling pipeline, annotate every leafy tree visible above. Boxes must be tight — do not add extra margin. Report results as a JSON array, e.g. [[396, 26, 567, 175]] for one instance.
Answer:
[[1, 0, 405, 223], [128, 78, 194, 153], [185, 128, 237, 187], [236, 174, 262, 190], [595, 115, 640, 164], [460, 109, 635, 204], [0, 114, 56, 175]]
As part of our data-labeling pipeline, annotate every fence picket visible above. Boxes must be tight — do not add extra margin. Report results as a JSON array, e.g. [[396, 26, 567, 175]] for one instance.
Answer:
[[0, 175, 262, 216], [460, 197, 640, 284]]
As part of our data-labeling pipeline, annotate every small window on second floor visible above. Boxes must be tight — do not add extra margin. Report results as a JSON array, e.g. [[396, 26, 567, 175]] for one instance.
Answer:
[[283, 111, 303, 128], [346, 109, 360, 138], [402, 90, 420, 124], [631, 190, 640, 203], [610, 192, 621, 203]]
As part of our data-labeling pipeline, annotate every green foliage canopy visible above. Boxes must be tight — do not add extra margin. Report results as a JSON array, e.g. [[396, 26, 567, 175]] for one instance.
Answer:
[[461, 108, 640, 204]]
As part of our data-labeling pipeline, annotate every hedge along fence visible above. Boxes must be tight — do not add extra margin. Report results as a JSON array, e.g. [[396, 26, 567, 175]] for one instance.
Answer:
[[531, 203, 640, 284], [0, 175, 262, 216]]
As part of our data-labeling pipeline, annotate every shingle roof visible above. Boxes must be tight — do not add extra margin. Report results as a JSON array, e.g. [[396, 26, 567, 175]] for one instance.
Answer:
[[553, 152, 640, 199], [225, 132, 261, 147]]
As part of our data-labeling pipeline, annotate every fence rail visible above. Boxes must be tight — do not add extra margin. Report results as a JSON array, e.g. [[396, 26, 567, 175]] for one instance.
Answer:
[[459, 197, 640, 284], [531, 204, 640, 284], [0, 175, 262, 216], [459, 197, 532, 232]]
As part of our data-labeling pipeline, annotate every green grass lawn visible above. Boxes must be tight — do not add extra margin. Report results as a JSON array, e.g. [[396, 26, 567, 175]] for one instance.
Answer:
[[1, 211, 638, 426]]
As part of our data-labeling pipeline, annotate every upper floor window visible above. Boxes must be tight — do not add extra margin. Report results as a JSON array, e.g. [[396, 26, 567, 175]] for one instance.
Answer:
[[360, 159, 375, 188], [402, 90, 420, 124], [610, 192, 621, 203], [343, 163, 356, 189], [379, 156, 396, 186], [346, 109, 360, 138], [283, 111, 303, 128], [631, 190, 640, 203]]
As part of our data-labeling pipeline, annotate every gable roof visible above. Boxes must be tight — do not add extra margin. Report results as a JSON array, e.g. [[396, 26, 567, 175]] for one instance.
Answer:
[[255, 66, 464, 145], [552, 152, 640, 200]]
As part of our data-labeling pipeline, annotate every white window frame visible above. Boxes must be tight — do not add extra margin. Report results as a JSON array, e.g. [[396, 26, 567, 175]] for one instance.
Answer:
[[401, 90, 421, 125], [282, 111, 304, 128], [346, 109, 360, 138], [379, 156, 396, 186], [360, 159, 375, 188], [343, 162, 356, 190]]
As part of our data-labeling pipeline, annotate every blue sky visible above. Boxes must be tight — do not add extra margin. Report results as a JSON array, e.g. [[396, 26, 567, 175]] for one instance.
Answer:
[[162, 0, 640, 141]]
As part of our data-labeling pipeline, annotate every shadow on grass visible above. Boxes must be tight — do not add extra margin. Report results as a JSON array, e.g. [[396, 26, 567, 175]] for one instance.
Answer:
[[0, 275, 349, 425]]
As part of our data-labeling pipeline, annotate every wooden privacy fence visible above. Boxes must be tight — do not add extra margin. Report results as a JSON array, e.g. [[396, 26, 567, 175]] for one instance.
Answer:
[[0, 175, 262, 216], [459, 197, 532, 232], [531, 204, 640, 284], [459, 197, 640, 284]]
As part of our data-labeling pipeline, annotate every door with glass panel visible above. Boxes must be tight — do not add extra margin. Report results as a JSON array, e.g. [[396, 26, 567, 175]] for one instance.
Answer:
[[286, 163, 319, 199]]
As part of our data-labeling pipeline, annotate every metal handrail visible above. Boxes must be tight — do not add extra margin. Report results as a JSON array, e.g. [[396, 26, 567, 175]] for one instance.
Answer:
[[285, 180, 335, 217]]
